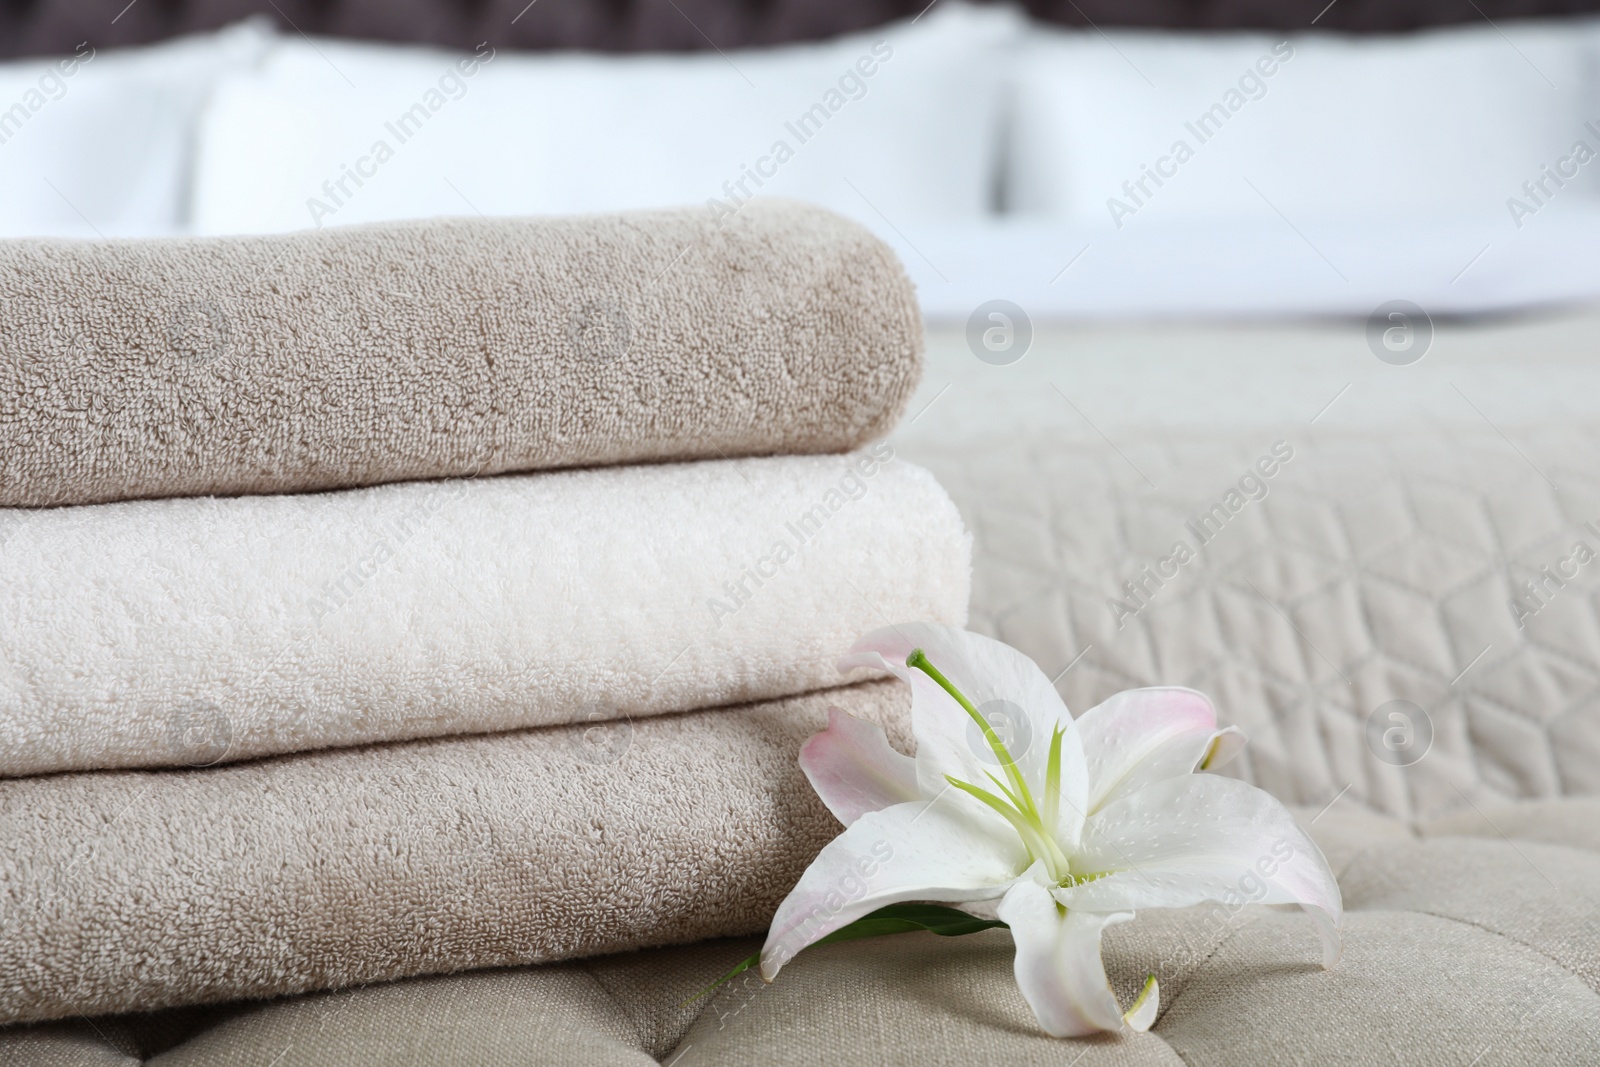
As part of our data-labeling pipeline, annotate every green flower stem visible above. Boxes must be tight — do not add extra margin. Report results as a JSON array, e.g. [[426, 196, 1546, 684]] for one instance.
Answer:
[[907, 648, 1038, 820]]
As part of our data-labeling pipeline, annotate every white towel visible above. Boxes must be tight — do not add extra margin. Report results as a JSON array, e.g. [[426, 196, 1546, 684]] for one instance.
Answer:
[[0, 446, 968, 777]]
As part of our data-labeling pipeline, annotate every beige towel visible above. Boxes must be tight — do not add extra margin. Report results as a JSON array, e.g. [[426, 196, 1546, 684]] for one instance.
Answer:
[[0, 449, 967, 777], [0, 200, 920, 507], [0, 680, 908, 1025]]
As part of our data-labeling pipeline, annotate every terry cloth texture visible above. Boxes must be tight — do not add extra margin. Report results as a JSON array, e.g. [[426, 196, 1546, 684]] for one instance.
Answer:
[[3, 796, 1597, 1064], [0, 449, 967, 778], [0, 199, 922, 507], [0, 680, 912, 1025]]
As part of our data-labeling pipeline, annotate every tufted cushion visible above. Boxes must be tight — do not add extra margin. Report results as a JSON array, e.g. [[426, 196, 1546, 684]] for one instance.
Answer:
[[2, 797, 1596, 1064]]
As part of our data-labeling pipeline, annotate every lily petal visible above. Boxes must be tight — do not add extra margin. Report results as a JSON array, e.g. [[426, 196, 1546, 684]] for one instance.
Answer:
[[760, 797, 1026, 981], [839, 645, 981, 799], [1075, 687, 1244, 813], [841, 624, 1090, 849], [1124, 974, 1160, 1032], [1201, 726, 1247, 771], [996, 868, 1134, 1036], [1061, 774, 1344, 969], [800, 708, 920, 827]]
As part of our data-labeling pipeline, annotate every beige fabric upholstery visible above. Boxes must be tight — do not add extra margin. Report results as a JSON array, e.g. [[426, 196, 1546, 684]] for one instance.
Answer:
[[0, 200, 920, 507], [4, 798, 1595, 1064], [1421, 796, 1600, 852]]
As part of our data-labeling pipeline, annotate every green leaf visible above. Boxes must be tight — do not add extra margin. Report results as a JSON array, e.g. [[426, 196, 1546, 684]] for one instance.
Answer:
[[814, 902, 1008, 943], [681, 903, 1008, 1006], [680, 952, 760, 1006]]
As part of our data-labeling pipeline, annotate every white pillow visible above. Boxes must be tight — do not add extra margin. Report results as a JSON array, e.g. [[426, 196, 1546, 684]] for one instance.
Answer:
[[0, 20, 274, 238], [190, 3, 1021, 235], [1007, 22, 1597, 228]]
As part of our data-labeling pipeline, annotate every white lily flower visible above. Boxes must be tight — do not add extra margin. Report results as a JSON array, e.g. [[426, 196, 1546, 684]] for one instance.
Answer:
[[761, 623, 1343, 1038]]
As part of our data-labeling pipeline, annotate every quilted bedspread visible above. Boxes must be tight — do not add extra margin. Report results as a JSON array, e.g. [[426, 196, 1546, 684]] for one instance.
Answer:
[[899, 311, 1600, 823]]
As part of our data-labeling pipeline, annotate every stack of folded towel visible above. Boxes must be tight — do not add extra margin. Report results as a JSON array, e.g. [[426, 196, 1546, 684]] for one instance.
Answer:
[[0, 201, 971, 1023]]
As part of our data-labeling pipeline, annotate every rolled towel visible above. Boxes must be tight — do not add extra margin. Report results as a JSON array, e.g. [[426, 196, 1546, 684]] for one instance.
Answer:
[[0, 679, 908, 1025], [0, 447, 966, 777], [0, 200, 920, 507]]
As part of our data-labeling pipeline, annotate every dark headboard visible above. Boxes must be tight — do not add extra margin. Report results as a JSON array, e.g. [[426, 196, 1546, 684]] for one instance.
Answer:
[[3, 0, 1598, 58]]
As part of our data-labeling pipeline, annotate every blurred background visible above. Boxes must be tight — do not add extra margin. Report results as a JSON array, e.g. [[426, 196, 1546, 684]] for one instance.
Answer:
[[4, 0, 1600, 319]]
